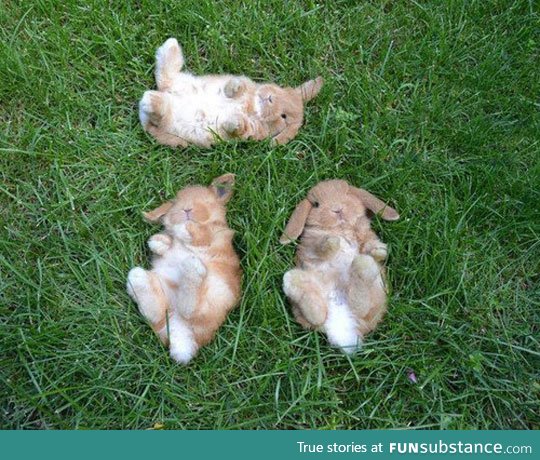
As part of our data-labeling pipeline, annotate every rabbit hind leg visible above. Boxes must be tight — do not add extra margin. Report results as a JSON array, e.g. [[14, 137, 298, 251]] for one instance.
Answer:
[[155, 38, 184, 91], [139, 91, 173, 128], [348, 254, 387, 335], [283, 269, 328, 328], [127, 267, 170, 344]]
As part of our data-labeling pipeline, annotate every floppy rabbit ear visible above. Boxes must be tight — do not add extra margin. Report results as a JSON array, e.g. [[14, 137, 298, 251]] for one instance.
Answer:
[[279, 199, 312, 244], [349, 187, 399, 221], [143, 201, 173, 223], [210, 173, 235, 203], [296, 76, 323, 102]]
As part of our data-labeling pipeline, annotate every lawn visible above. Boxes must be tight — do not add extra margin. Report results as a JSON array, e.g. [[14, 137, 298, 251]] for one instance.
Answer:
[[1, 0, 539, 429]]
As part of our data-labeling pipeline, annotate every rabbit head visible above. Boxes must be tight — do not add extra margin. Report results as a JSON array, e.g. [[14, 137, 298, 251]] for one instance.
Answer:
[[253, 77, 323, 141], [143, 173, 235, 238], [280, 179, 399, 243]]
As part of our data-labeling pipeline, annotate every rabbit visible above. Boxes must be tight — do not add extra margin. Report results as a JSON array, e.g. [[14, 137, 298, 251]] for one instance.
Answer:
[[280, 180, 399, 354], [139, 37, 323, 148], [126, 173, 241, 364]]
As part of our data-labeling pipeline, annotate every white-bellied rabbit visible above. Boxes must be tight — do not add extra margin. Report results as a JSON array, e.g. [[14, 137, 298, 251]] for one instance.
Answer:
[[280, 180, 399, 354], [127, 174, 241, 364], [139, 38, 323, 147]]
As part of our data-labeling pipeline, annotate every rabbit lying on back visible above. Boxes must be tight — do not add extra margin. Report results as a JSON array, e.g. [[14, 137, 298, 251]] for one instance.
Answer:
[[139, 38, 323, 148], [280, 180, 399, 354], [127, 174, 241, 364]]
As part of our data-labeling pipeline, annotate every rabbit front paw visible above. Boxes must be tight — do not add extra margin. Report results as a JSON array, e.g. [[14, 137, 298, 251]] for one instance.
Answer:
[[351, 254, 380, 279], [179, 255, 207, 281], [221, 115, 248, 137], [364, 241, 387, 261], [148, 234, 172, 255], [317, 236, 340, 258], [224, 77, 245, 98]]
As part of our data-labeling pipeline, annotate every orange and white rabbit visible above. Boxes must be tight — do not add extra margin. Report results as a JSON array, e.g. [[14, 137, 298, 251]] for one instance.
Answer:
[[139, 37, 323, 148], [280, 180, 399, 354], [127, 174, 241, 364]]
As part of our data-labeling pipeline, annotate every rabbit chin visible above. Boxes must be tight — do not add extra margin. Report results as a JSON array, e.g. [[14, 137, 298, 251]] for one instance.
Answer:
[[254, 94, 265, 118], [253, 92, 276, 120]]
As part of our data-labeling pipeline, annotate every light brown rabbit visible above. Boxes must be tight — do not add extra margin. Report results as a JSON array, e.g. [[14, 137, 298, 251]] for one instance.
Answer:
[[127, 174, 241, 364], [280, 180, 399, 354], [139, 38, 323, 148]]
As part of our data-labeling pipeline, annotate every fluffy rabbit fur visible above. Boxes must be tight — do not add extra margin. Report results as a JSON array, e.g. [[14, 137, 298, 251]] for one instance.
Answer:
[[280, 180, 399, 354], [139, 38, 323, 148], [127, 174, 241, 364]]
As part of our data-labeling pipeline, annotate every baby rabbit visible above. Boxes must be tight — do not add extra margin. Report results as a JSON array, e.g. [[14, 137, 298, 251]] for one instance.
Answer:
[[127, 174, 241, 364], [139, 37, 323, 148], [280, 180, 399, 354]]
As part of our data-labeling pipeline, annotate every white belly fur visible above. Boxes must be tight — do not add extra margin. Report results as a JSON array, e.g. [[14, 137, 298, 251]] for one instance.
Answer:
[[317, 237, 362, 353], [152, 229, 234, 307], [152, 241, 195, 284], [168, 74, 241, 132]]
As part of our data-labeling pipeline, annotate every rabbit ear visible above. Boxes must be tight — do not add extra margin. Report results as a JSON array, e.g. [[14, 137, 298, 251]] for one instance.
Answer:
[[210, 173, 235, 203], [143, 201, 173, 223], [349, 187, 399, 221], [296, 76, 323, 102], [280, 199, 312, 244]]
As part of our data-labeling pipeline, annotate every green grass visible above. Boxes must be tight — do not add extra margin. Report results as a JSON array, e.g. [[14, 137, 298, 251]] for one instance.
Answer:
[[1, 0, 539, 429]]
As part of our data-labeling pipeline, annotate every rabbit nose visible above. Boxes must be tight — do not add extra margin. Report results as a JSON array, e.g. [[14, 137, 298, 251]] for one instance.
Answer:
[[333, 208, 344, 219], [184, 208, 192, 216]]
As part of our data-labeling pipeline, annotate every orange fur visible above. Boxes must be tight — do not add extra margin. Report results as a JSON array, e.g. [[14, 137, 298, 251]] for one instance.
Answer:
[[127, 174, 241, 364], [139, 38, 323, 147], [280, 180, 399, 353]]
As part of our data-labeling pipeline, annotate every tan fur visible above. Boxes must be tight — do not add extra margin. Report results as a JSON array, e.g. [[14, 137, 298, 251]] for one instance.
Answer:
[[280, 180, 399, 353], [139, 38, 323, 147], [127, 174, 241, 364]]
